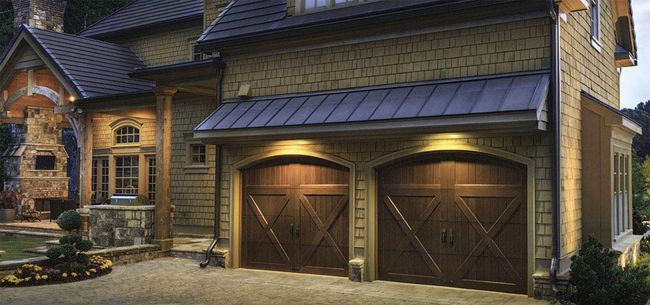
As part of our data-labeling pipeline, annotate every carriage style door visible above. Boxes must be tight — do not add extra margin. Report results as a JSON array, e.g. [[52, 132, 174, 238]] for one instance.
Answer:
[[378, 153, 528, 294], [242, 157, 350, 276]]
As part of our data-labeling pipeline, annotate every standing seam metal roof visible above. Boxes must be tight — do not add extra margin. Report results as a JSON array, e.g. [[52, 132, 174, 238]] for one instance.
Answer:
[[195, 72, 550, 132], [79, 0, 204, 38], [22, 26, 154, 98]]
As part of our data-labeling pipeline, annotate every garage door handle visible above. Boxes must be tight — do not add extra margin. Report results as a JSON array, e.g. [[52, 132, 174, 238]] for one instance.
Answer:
[[441, 228, 447, 246], [290, 223, 295, 238], [449, 229, 454, 247]]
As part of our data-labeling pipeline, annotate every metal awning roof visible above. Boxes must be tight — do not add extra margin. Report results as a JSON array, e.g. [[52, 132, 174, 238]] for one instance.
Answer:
[[194, 71, 549, 142]]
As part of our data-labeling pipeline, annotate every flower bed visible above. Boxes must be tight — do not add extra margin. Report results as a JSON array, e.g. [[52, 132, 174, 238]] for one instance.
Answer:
[[0, 256, 112, 287]]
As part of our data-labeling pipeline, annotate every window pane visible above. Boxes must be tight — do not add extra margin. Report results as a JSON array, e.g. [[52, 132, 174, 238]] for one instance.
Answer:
[[614, 153, 619, 237], [115, 156, 139, 194], [115, 125, 140, 144], [190, 144, 207, 165], [591, 0, 599, 39], [148, 156, 156, 202]]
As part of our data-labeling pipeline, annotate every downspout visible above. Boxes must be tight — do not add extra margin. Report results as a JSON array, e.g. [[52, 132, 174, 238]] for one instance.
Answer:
[[546, 0, 562, 293], [200, 56, 225, 268]]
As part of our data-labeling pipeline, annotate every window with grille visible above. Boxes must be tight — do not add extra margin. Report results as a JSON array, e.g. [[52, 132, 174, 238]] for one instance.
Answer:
[[115, 125, 140, 144], [613, 151, 631, 239], [115, 156, 139, 194], [148, 156, 156, 202], [190, 144, 207, 165], [91, 158, 109, 201]]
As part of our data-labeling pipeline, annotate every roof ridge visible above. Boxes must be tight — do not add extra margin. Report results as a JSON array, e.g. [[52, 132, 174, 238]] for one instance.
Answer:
[[27, 25, 136, 52], [77, 0, 138, 36], [199, 0, 239, 42]]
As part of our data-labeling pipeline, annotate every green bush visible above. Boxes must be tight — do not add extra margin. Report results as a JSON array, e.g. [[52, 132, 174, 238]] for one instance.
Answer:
[[634, 210, 649, 235], [641, 236, 650, 254], [47, 210, 95, 273], [567, 236, 650, 305], [56, 210, 82, 232]]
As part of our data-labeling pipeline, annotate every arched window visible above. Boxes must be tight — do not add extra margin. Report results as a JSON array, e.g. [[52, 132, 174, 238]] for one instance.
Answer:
[[115, 125, 140, 144]]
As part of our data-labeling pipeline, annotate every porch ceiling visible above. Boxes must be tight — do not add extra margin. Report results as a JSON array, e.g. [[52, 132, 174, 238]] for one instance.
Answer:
[[194, 71, 550, 143]]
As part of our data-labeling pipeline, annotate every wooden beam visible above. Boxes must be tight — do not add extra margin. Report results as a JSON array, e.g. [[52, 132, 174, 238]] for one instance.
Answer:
[[79, 113, 94, 206], [154, 87, 176, 251], [27, 70, 34, 96]]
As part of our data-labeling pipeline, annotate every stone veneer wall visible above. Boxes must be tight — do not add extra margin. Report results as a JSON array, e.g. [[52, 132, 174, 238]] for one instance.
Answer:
[[11, 0, 66, 32], [89, 205, 155, 247], [4, 107, 68, 199]]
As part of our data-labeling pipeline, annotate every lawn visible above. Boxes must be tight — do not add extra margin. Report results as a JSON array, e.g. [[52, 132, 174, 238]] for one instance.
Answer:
[[0, 235, 47, 261]]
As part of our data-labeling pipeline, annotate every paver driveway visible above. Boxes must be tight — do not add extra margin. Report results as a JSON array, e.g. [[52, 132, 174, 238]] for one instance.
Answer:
[[0, 258, 549, 305]]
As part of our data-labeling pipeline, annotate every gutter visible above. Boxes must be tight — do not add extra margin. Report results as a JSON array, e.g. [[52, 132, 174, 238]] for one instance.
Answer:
[[546, 0, 562, 293], [200, 55, 225, 268]]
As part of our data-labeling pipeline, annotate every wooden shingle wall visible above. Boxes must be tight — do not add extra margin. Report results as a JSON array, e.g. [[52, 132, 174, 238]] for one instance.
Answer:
[[115, 26, 204, 66], [223, 18, 551, 100], [558, 0, 621, 260]]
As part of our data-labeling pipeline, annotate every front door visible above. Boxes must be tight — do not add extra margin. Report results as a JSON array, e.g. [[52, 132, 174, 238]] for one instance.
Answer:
[[378, 153, 528, 294], [242, 157, 350, 276]]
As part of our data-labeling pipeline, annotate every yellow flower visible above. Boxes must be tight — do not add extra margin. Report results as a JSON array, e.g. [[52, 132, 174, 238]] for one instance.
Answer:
[[42, 275, 48, 280], [35, 275, 41, 280], [85, 271, 90, 276], [62, 273, 67, 278], [71, 273, 77, 278]]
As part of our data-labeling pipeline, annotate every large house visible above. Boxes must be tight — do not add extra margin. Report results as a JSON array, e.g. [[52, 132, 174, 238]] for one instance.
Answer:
[[0, 0, 641, 298]]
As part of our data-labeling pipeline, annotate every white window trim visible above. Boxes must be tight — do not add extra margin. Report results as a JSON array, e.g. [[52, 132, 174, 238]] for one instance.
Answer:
[[184, 140, 209, 174], [612, 145, 633, 242], [110, 119, 143, 147], [590, 0, 602, 52]]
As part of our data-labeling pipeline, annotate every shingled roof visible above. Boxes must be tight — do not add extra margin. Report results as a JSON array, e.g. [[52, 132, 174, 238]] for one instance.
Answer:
[[80, 0, 203, 39], [0, 25, 154, 99], [197, 0, 524, 46]]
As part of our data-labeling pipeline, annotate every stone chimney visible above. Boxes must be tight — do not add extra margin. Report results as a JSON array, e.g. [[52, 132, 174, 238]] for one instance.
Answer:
[[12, 0, 67, 32]]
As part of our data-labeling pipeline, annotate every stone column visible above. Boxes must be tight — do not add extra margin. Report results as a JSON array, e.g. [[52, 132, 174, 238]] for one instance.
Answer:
[[154, 87, 176, 251], [79, 113, 93, 206]]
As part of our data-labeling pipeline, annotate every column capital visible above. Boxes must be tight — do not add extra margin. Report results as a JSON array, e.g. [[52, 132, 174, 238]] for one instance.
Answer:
[[153, 86, 177, 97]]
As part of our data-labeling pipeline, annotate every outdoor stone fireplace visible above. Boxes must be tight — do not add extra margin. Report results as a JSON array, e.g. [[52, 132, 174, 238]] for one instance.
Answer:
[[3, 107, 68, 200]]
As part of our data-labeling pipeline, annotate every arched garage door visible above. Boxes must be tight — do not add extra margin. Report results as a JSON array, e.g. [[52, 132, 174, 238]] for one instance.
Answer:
[[242, 157, 349, 276], [378, 153, 527, 294]]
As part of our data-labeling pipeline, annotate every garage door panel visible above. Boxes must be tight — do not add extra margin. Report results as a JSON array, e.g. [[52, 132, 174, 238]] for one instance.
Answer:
[[242, 158, 350, 277], [378, 153, 527, 294]]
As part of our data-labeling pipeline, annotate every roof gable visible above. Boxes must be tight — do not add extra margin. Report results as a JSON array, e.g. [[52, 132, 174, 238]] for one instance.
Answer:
[[80, 0, 204, 39], [0, 25, 154, 99]]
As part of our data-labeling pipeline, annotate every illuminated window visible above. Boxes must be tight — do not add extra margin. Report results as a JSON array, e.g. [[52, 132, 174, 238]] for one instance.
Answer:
[[115, 156, 139, 194], [115, 125, 140, 144], [147, 156, 156, 202]]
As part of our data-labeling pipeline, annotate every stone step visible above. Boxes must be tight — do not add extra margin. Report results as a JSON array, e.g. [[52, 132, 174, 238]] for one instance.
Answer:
[[0, 223, 64, 236]]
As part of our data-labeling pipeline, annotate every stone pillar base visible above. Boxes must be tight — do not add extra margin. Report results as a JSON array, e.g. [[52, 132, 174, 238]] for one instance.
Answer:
[[212, 248, 229, 268], [349, 258, 364, 282], [532, 271, 570, 299]]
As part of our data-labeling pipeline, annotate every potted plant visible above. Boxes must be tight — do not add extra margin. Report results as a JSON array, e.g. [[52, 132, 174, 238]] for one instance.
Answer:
[[0, 191, 18, 222]]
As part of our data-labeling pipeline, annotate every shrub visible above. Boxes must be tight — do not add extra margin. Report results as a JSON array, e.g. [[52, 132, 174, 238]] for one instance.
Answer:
[[0, 191, 19, 209], [634, 210, 649, 235], [641, 236, 650, 254], [56, 210, 82, 231], [47, 210, 94, 273], [567, 236, 650, 305]]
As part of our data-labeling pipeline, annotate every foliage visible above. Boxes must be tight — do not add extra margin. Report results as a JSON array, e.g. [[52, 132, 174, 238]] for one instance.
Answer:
[[0, 191, 19, 209], [623, 103, 650, 158], [64, 0, 131, 34], [564, 236, 650, 305], [0, 0, 14, 52], [634, 210, 649, 235], [642, 236, 650, 254], [56, 210, 83, 231], [0, 256, 112, 287], [46, 210, 93, 273]]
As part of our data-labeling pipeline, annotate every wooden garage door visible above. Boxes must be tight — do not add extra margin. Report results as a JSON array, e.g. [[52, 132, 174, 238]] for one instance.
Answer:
[[378, 153, 527, 294], [242, 157, 349, 276]]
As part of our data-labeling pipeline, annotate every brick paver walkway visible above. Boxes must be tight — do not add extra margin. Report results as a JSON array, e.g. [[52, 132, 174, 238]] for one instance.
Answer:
[[0, 258, 549, 305]]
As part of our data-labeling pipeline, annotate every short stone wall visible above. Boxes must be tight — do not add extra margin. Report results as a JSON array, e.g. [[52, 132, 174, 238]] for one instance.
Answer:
[[89, 205, 155, 247]]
